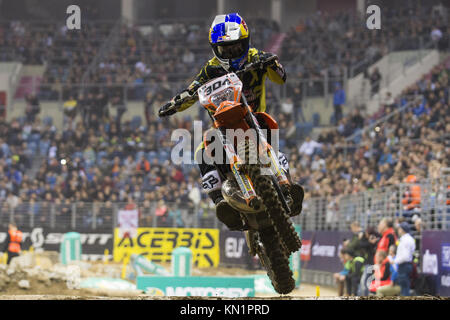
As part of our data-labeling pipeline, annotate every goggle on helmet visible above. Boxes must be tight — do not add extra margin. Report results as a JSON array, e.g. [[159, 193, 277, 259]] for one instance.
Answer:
[[209, 13, 250, 71]]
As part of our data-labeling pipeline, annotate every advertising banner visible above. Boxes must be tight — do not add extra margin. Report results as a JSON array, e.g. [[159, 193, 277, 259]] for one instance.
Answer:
[[113, 227, 220, 268], [118, 209, 139, 238], [0, 227, 113, 261], [219, 230, 252, 267], [300, 230, 352, 273], [137, 276, 255, 297], [421, 231, 450, 296]]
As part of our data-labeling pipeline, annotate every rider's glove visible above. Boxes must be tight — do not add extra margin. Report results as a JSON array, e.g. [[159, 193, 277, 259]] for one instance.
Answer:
[[253, 51, 286, 82], [206, 65, 228, 78], [158, 101, 176, 117], [158, 90, 193, 117], [251, 51, 278, 69]]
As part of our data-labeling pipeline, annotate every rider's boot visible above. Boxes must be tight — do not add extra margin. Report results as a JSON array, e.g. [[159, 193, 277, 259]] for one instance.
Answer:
[[209, 190, 247, 231], [282, 183, 304, 216], [278, 152, 304, 217]]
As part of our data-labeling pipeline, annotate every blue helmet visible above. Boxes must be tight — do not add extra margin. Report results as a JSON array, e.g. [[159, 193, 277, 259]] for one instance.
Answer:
[[209, 13, 250, 71]]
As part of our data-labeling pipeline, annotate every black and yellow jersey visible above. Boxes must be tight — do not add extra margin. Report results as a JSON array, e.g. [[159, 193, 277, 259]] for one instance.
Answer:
[[177, 48, 286, 114]]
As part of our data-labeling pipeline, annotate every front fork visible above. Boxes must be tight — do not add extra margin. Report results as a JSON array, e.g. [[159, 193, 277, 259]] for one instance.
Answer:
[[212, 101, 291, 211], [213, 127, 261, 209]]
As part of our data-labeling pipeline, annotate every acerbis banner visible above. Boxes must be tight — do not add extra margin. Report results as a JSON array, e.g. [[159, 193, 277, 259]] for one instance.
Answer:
[[421, 231, 450, 296], [113, 227, 220, 268]]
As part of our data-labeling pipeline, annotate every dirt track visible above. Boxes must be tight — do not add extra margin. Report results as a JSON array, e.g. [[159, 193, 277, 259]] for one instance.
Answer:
[[1, 254, 447, 300], [0, 282, 446, 300], [0, 294, 446, 300]]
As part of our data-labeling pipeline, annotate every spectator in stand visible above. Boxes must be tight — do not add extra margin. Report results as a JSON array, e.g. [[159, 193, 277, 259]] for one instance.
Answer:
[[25, 93, 40, 123], [281, 97, 294, 115], [299, 136, 322, 157], [369, 67, 382, 97], [63, 95, 77, 125], [292, 86, 305, 122], [401, 174, 421, 214], [394, 222, 416, 296], [349, 108, 365, 131], [136, 155, 150, 176], [144, 92, 156, 126], [342, 248, 365, 296], [430, 26, 443, 45], [382, 92, 396, 110], [111, 95, 127, 129], [370, 250, 400, 297], [332, 83, 346, 124]]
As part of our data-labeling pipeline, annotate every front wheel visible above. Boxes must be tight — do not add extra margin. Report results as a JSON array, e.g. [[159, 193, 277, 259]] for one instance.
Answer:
[[248, 165, 302, 254], [255, 226, 296, 294]]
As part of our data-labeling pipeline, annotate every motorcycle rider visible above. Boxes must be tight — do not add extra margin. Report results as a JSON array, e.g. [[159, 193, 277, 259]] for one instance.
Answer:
[[159, 13, 304, 230]]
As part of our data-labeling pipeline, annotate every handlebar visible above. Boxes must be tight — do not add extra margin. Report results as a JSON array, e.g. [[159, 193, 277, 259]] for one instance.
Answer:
[[236, 54, 278, 76], [158, 54, 279, 117]]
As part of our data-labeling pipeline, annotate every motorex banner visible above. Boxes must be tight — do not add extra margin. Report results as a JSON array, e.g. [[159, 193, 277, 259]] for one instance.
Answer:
[[300, 230, 352, 273], [137, 276, 255, 297], [421, 231, 450, 296]]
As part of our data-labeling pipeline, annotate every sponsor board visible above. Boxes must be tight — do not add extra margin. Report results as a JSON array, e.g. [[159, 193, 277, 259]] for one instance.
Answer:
[[300, 240, 311, 261], [442, 275, 450, 288], [442, 243, 450, 271], [421, 231, 450, 296], [219, 230, 252, 267], [300, 231, 352, 273], [423, 249, 438, 275], [0, 227, 113, 261], [113, 228, 219, 268], [118, 209, 139, 238], [137, 276, 255, 297]]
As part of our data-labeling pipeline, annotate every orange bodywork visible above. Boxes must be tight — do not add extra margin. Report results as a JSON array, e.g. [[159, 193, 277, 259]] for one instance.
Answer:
[[254, 112, 279, 130], [213, 101, 249, 130]]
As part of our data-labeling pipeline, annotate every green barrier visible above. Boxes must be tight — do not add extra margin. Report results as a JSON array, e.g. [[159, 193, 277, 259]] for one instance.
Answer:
[[171, 247, 192, 277], [289, 224, 302, 287], [131, 254, 170, 276], [137, 276, 255, 297], [60, 232, 82, 265], [252, 275, 276, 294]]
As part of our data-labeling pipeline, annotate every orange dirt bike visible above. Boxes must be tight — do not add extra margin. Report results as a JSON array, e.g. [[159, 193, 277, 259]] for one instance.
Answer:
[[159, 56, 302, 294]]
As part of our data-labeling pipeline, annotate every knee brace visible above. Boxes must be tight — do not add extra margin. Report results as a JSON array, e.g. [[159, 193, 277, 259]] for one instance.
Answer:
[[196, 143, 223, 203]]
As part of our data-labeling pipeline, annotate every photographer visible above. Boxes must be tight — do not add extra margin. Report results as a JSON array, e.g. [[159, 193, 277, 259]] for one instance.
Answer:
[[356, 226, 380, 296]]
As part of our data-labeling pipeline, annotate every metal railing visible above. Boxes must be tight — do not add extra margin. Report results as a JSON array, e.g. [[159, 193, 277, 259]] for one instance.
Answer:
[[294, 175, 450, 233], [1, 175, 448, 234], [0, 200, 220, 232]]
